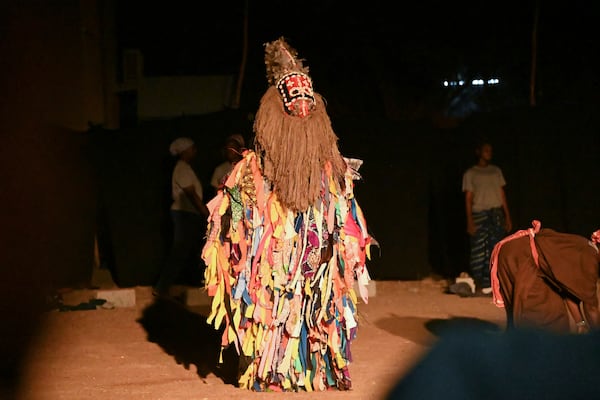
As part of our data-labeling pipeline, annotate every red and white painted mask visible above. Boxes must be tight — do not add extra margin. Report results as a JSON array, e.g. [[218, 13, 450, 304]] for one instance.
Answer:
[[276, 72, 315, 118]]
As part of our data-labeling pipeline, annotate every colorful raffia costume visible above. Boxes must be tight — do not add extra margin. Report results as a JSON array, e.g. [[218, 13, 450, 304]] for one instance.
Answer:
[[201, 37, 373, 391]]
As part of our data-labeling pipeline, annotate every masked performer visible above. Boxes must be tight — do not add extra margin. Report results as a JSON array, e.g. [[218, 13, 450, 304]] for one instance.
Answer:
[[201, 37, 373, 391], [490, 221, 600, 334]]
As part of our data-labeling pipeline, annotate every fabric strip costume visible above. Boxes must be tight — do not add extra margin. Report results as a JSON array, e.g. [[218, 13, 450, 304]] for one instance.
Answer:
[[201, 37, 373, 392]]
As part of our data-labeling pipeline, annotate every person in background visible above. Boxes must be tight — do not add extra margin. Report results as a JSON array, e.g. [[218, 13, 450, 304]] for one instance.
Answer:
[[462, 140, 512, 296], [209, 134, 245, 195], [153, 137, 209, 297]]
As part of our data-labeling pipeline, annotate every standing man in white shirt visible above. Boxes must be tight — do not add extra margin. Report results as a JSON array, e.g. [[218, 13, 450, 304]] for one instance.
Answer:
[[462, 140, 512, 296], [153, 137, 209, 297]]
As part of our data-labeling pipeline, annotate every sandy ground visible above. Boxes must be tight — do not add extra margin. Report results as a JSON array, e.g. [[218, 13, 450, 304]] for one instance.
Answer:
[[17, 279, 506, 400]]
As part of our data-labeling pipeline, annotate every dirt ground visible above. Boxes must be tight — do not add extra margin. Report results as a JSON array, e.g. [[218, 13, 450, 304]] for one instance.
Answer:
[[17, 279, 506, 400]]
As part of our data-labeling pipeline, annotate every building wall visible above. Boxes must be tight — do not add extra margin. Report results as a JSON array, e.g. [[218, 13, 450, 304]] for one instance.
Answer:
[[1, 0, 114, 132], [137, 75, 235, 120], [0, 1, 113, 395]]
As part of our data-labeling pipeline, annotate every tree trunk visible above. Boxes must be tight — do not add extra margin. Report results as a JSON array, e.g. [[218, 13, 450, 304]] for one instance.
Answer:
[[232, 0, 249, 109], [529, 0, 540, 106]]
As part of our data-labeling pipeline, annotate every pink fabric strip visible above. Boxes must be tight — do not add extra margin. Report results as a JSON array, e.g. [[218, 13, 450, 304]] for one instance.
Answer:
[[591, 229, 600, 245], [489, 220, 541, 307]]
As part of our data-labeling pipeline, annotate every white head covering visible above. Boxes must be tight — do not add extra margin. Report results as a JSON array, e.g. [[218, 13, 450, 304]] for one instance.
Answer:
[[169, 137, 194, 156]]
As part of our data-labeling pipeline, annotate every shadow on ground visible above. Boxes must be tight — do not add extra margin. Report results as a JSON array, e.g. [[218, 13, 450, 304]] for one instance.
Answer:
[[137, 297, 240, 385], [375, 315, 438, 346], [425, 316, 502, 337], [376, 314, 502, 345]]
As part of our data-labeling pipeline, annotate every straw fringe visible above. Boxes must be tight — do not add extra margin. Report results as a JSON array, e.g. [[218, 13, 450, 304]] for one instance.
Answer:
[[254, 86, 346, 212]]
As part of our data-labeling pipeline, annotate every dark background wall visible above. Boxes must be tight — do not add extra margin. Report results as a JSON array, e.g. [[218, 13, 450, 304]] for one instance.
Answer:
[[425, 105, 600, 279], [90, 104, 599, 285]]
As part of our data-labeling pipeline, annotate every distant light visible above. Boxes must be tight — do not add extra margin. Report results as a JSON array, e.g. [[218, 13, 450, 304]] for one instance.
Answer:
[[443, 78, 500, 87]]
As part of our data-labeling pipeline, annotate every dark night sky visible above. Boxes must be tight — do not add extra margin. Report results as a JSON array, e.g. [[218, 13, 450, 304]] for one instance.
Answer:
[[117, 1, 528, 72], [116, 1, 598, 109]]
